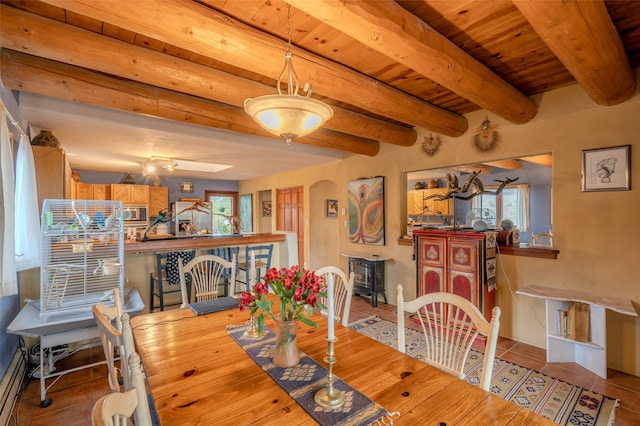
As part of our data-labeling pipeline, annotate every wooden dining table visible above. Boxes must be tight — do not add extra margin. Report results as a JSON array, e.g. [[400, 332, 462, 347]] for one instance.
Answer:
[[131, 296, 555, 425]]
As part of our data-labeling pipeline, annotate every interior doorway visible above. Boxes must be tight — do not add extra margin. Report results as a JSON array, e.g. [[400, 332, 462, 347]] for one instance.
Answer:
[[276, 186, 304, 266]]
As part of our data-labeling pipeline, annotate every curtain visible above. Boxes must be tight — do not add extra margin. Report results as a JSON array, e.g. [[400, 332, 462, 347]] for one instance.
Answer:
[[15, 134, 41, 271], [0, 107, 17, 296]]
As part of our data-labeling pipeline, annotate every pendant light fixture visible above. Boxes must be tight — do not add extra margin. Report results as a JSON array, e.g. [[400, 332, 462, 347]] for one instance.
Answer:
[[244, 5, 333, 145]]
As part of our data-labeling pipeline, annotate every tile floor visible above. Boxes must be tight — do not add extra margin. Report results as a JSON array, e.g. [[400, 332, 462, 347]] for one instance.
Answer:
[[7, 295, 640, 425]]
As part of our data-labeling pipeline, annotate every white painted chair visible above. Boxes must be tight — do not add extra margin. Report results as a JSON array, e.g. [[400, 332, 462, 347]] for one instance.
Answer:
[[93, 289, 154, 425], [396, 285, 501, 391], [92, 289, 126, 393], [91, 352, 152, 426], [316, 266, 354, 327], [531, 230, 553, 248], [179, 254, 237, 308]]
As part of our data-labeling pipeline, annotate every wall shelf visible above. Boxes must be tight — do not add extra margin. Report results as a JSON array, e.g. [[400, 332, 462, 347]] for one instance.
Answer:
[[517, 285, 637, 379]]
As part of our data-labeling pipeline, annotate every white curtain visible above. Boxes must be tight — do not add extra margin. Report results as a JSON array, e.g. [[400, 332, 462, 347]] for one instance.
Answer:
[[0, 107, 17, 296], [15, 134, 41, 271]]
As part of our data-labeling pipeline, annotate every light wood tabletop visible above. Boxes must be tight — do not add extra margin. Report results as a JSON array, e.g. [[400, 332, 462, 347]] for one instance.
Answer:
[[131, 297, 555, 425]]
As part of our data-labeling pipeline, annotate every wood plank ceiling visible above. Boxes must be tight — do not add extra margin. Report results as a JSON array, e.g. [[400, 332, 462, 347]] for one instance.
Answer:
[[1, 0, 639, 157]]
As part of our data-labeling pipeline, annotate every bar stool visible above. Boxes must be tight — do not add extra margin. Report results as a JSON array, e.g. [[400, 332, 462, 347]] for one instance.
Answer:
[[206, 247, 239, 296], [149, 250, 195, 312], [236, 244, 273, 293]]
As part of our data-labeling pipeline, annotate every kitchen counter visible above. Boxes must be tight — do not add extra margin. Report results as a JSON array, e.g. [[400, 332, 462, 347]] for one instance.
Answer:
[[124, 232, 286, 254]]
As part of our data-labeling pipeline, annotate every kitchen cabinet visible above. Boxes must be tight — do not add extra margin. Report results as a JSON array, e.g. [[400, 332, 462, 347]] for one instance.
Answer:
[[32, 146, 72, 213], [407, 188, 453, 216], [414, 229, 497, 321], [72, 183, 111, 200], [148, 186, 169, 217], [91, 184, 111, 200], [110, 184, 149, 205], [74, 182, 91, 200]]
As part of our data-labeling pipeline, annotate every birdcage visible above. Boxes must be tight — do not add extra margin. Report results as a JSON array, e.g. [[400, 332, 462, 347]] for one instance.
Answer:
[[40, 199, 124, 322]]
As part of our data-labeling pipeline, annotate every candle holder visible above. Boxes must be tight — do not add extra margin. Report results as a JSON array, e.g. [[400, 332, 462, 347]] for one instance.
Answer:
[[242, 313, 263, 339], [314, 338, 345, 409]]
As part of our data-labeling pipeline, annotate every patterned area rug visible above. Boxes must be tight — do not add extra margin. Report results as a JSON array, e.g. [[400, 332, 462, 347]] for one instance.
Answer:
[[350, 316, 618, 426]]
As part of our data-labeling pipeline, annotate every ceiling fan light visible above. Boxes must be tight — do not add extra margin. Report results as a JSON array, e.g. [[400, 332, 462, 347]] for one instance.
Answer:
[[245, 94, 333, 140]]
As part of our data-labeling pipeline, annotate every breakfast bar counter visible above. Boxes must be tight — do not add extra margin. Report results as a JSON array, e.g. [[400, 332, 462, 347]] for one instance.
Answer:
[[124, 232, 285, 254]]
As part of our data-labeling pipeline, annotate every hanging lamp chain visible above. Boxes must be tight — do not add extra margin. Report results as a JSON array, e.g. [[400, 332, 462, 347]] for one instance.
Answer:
[[276, 4, 312, 98]]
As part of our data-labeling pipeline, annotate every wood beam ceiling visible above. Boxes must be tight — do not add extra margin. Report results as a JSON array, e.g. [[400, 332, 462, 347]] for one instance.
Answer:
[[38, 0, 468, 137], [0, 50, 380, 156], [514, 0, 635, 106], [0, 5, 413, 148], [286, 0, 538, 125]]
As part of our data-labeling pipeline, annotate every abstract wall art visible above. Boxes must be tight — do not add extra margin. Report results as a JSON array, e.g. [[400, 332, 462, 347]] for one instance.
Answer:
[[348, 176, 385, 245]]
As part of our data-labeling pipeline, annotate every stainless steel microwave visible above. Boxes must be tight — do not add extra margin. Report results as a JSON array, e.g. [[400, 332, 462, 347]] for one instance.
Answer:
[[122, 204, 148, 226]]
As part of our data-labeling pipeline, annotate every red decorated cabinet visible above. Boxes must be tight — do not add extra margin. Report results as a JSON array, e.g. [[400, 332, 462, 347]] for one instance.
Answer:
[[414, 229, 497, 321]]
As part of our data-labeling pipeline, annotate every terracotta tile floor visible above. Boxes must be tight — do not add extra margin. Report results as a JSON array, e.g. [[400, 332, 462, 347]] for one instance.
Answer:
[[8, 295, 640, 425]]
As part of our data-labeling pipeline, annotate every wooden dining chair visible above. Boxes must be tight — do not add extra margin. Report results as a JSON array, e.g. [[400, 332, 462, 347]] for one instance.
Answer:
[[179, 254, 237, 308], [92, 289, 126, 393], [396, 285, 501, 391], [91, 352, 152, 426], [315, 266, 354, 327], [531, 230, 553, 248], [93, 290, 155, 425]]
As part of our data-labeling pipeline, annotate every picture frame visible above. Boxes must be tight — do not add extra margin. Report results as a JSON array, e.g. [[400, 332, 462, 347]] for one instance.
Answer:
[[180, 181, 194, 193], [326, 199, 338, 218], [262, 200, 272, 217], [582, 145, 631, 192]]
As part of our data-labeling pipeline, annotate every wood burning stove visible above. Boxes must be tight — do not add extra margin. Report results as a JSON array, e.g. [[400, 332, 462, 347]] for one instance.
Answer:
[[346, 255, 388, 307]]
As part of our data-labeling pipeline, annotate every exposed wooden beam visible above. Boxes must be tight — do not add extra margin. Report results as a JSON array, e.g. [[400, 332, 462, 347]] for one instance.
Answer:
[[38, 0, 468, 137], [0, 5, 415, 147], [514, 0, 635, 106], [287, 0, 538, 125], [0, 49, 380, 156], [484, 159, 522, 171], [450, 164, 493, 176], [521, 154, 552, 168]]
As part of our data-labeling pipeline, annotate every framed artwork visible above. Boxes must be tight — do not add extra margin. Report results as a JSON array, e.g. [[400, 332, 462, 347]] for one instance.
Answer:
[[239, 193, 253, 232], [582, 145, 631, 192], [326, 199, 338, 218], [180, 181, 194, 193], [262, 200, 272, 217], [348, 176, 385, 245]]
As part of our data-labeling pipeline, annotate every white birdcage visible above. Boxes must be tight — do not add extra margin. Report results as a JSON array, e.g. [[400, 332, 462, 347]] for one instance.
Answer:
[[40, 199, 124, 322]]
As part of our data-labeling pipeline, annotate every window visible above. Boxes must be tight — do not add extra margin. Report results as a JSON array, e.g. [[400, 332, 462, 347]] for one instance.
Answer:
[[204, 190, 239, 235], [472, 184, 530, 230]]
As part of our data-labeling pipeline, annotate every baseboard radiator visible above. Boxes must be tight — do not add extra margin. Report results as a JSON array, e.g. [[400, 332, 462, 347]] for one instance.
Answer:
[[0, 349, 27, 425]]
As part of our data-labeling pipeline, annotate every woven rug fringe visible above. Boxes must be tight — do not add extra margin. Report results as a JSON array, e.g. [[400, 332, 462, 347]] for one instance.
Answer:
[[370, 410, 400, 425]]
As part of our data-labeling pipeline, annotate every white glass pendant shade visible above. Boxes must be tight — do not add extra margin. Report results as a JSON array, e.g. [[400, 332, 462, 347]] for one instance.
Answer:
[[244, 94, 333, 142]]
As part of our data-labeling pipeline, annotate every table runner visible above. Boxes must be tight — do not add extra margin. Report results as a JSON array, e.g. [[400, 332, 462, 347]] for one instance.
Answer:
[[227, 323, 399, 426]]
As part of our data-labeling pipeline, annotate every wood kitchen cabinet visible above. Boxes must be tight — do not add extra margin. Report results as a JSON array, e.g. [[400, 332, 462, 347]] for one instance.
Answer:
[[407, 188, 453, 216], [72, 183, 111, 200], [148, 186, 169, 217], [414, 229, 497, 321], [32, 146, 72, 213], [110, 184, 149, 204]]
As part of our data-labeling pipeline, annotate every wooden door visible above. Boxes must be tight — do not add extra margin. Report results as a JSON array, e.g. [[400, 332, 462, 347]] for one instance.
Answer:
[[110, 184, 130, 202], [276, 187, 304, 265]]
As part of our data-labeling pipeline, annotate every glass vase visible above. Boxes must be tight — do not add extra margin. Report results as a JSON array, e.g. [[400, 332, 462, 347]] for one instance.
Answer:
[[272, 317, 300, 368]]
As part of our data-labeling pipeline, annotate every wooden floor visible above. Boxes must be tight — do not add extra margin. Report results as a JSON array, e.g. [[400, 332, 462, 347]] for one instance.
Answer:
[[8, 295, 640, 425]]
